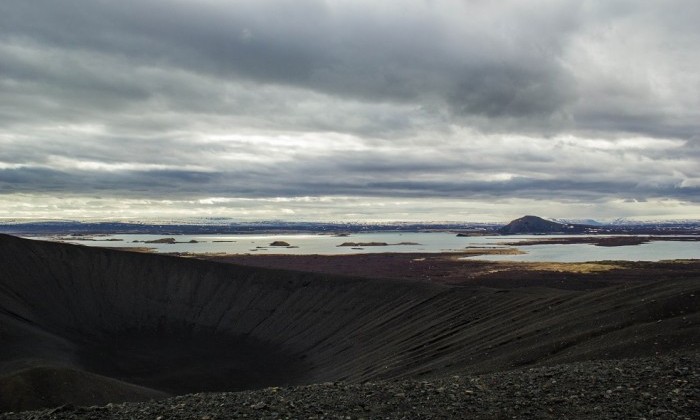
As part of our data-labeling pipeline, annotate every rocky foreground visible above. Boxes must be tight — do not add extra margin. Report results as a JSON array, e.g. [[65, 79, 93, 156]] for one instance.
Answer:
[[3, 353, 697, 420]]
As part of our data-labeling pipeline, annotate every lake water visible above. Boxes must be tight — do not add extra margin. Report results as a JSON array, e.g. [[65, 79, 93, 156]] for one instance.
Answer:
[[29, 233, 699, 262], [472, 241, 699, 262]]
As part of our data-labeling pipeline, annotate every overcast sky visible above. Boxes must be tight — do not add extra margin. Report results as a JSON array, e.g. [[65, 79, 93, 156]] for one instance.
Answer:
[[1, 0, 699, 222]]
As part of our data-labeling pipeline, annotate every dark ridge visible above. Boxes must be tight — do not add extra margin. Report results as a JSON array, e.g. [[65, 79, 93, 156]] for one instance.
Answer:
[[0, 366, 168, 411], [498, 215, 591, 234], [0, 234, 698, 413]]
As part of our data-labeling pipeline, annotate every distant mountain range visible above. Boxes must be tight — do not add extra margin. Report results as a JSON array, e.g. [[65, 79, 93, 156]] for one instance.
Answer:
[[0, 216, 698, 236], [552, 218, 604, 226], [0, 220, 500, 236]]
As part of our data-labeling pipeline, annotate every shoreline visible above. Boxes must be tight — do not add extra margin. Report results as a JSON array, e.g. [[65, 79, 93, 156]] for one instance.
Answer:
[[499, 235, 700, 247]]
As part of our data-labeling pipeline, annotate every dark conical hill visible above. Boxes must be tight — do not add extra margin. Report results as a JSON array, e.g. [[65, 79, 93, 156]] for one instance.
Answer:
[[498, 215, 591, 234]]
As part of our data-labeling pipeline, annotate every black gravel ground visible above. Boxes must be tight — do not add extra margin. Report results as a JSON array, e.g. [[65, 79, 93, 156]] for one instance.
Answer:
[[4, 352, 698, 420]]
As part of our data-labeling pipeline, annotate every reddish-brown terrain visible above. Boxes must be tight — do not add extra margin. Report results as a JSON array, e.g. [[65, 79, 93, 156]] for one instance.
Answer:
[[200, 252, 700, 290]]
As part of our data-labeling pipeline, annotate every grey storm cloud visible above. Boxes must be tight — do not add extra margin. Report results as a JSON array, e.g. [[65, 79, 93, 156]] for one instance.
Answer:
[[2, 0, 698, 133], [0, 1, 582, 124], [1, 0, 699, 220]]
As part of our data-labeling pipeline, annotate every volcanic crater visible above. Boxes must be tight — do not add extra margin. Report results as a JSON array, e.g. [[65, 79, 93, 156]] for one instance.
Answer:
[[0, 234, 698, 414]]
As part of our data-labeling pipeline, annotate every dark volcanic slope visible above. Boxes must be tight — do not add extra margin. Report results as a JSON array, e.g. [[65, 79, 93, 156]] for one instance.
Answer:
[[0, 234, 698, 413]]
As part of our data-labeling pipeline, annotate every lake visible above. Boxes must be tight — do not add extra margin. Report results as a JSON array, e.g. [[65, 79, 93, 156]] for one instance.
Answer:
[[28, 233, 699, 262]]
